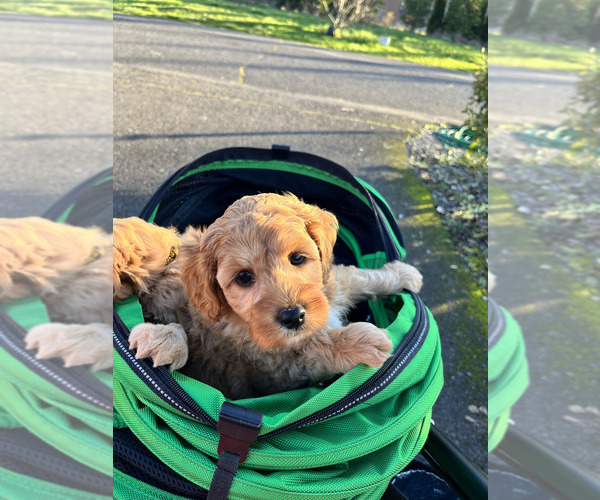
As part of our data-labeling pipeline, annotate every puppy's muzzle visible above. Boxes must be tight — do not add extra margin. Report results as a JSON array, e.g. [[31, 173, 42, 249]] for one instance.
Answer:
[[277, 305, 306, 331]]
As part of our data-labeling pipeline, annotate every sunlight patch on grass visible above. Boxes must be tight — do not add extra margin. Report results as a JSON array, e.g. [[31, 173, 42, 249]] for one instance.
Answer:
[[113, 0, 482, 72], [489, 34, 597, 72], [0, 0, 111, 19]]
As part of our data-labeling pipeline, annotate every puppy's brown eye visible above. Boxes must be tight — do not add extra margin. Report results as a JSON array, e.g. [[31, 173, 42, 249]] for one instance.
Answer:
[[234, 271, 254, 286], [289, 253, 306, 266]]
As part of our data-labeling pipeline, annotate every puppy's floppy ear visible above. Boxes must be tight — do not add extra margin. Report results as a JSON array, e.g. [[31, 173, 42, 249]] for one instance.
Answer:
[[179, 226, 229, 322], [112, 217, 180, 301], [294, 198, 339, 281], [112, 218, 151, 300], [112, 243, 134, 301]]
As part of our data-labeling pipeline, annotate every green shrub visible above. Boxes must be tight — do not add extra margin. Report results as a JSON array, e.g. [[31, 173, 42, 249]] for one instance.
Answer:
[[502, 0, 600, 41], [402, 0, 433, 31], [488, 0, 513, 27], [566, 69, 600, 153], [528, 0, 590, 40], [587, 1, 600, 42], [502, 0, 533, 34], [464, 56, 488, 153], [443, 0, 486, 41]]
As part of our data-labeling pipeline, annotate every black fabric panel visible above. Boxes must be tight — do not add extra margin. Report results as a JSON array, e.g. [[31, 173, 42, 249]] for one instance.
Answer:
[[153, 169, 372, 265], [0, 428, 112, 495], [43, 168, 113, 232], [142, 147, 365, 204], [139, 148, 404, 264], [114, 427, 208, 498], [145, 172, 390, 266]]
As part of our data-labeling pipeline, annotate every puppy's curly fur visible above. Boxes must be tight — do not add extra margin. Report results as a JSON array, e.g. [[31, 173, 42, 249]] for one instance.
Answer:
[[0, 217, 112, 370], [114, 193, 423, 399]]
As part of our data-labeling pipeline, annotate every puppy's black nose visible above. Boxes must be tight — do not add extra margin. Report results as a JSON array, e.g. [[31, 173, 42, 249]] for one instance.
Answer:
[[277, 305, 306, 330]]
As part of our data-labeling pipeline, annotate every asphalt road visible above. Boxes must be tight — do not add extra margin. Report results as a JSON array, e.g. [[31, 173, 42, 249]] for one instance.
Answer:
[[113, 14, 474, 218], [0, 14, 112, 217], [112, 13, 473, 248], [113, 14, 490, 470], [489, 65, 580, 125]]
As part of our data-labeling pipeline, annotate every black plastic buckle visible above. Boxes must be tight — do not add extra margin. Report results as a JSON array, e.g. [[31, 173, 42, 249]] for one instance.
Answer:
[[216, 402, 263, 464]]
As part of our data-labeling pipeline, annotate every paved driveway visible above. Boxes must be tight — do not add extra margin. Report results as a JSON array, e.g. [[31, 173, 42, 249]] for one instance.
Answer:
[[0, 14, 112, 217]]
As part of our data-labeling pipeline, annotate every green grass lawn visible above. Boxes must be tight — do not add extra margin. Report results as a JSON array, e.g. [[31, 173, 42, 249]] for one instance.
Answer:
[[489, 33, 598, 72], [0, 0, 111, 19], [113, 0, 483, 73]]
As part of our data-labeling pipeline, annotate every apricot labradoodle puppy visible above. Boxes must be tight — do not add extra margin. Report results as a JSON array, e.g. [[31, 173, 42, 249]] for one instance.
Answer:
[[0, 217, 112, 370], [113, 193, 423, 399]]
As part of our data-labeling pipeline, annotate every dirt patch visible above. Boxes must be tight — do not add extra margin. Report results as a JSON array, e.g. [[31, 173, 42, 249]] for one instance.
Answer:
[[406, 128, 488, 289], [490, 128, 600, 298]]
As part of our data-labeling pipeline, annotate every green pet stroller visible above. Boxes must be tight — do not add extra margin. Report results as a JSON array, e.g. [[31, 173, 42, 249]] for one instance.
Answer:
[[113, 146, 487, 500], [0, 169, 113, 499], [488, 298, 600, 500]]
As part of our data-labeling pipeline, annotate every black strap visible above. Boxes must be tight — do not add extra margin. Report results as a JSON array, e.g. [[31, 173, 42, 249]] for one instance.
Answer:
[[207, 402, 264, 499], [207, 451, 240, 500]]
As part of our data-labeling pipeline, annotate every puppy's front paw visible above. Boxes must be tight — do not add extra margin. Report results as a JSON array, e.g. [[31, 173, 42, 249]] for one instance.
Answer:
[[385, 260, 423, 293], [353, 324, 393, 368], [129, 323, 188, 371], [25, 322, 112, 371], [330, 323, 392, 371]]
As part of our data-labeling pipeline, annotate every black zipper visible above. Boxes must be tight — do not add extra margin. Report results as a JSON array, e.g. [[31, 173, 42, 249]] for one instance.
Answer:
[[114, 292, 428, 438], [0, 310, 112, 412], [113, 309, 217, 427]]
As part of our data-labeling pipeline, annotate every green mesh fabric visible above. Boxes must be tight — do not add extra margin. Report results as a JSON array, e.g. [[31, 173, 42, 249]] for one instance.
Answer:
[[0, 297, 112, 499], [116, 159, 440, 497], [114, 289, 443, 499], [0, 297, 51, 331], [488, 302, 529, 451]]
